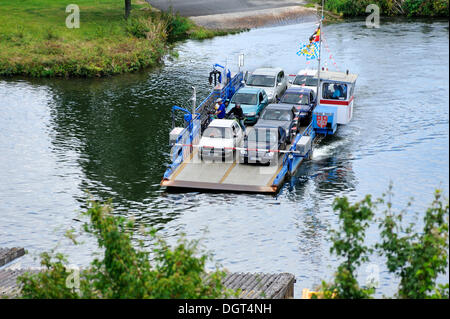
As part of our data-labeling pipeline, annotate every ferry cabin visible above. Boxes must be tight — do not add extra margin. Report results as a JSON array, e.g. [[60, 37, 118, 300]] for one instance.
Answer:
[[317, 70, 358, 125]]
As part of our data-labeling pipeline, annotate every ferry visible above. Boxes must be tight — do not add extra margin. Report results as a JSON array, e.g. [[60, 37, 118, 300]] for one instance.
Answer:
[[160, 8, 358, 194]]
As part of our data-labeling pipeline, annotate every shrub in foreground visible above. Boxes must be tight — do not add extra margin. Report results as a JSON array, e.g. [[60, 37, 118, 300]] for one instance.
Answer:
[[18, 201, 234, 299]]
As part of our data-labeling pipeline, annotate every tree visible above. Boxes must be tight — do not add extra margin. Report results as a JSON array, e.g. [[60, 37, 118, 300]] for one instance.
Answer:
[[125, 0, 131, 19], [316, 187, 449, 299], [317, 195, 376, 298], [377, 189, 449, 298]]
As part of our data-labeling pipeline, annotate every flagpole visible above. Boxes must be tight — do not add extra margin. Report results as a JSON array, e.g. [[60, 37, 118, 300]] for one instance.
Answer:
[[316, 0, 324, 101]]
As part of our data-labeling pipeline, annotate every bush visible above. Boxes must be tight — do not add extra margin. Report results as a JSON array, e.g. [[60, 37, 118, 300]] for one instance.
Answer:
[[403, 0, 449, 17], [315, 0, 449, 17], [317, 187, 449, 299], [125, 18, 151, 39], [377, 188, 449, 298], [18, 200, 234, 299], [317, 195, 376, 298]]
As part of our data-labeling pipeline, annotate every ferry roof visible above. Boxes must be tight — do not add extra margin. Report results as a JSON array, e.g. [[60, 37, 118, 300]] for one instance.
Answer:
[[319, 70, 358, 83]]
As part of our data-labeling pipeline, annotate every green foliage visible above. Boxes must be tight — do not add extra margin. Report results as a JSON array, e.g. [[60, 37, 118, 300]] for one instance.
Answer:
[[319, 195, 376, 298], [18, 200, 234, 299], [125, 18, 151, 39], [19, 252, 81, 299], [159, 9, 194, 42], [312, 0, 449, 17], [318, 187, 449, 299], [377, 188, 449, 299], [0, 1, 236, 77], [403, 0, 449, 17]]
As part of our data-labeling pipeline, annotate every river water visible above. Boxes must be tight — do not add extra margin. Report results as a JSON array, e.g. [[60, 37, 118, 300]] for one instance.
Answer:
[[0, 18, 448, 298]]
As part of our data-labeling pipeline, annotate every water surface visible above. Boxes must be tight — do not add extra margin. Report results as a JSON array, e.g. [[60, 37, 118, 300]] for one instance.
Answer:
[[0, 18, 448, 297]]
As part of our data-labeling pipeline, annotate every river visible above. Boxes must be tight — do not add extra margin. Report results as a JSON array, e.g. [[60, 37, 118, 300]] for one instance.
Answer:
[[0, 18, 448, 298]]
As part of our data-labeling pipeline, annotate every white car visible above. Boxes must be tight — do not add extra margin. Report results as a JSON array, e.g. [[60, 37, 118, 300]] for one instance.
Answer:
[[198, 119, 244, 161], [289, 69, 318, 93], [245, 67, 288, 103]]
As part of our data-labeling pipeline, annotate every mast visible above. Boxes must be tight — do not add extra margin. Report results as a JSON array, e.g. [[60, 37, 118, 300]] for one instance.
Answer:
[[316, 0, 324, 101]]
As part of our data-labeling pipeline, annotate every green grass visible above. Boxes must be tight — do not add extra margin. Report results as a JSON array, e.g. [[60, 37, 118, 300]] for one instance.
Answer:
[[0, 0, 238, 77]]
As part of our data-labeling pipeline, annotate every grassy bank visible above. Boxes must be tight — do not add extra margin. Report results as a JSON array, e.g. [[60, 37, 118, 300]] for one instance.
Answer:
[[0, 0, 235, 78], [309, 0, 449, 17]]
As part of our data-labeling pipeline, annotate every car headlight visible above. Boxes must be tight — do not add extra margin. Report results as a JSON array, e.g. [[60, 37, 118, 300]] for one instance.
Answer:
[[267, 92, 273, 98], [246, 112, 256, 117]]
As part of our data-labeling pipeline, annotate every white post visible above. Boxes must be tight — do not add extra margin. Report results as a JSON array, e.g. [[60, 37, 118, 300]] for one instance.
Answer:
[[191, 86, 196, 115], [316, 0, 324, 101]]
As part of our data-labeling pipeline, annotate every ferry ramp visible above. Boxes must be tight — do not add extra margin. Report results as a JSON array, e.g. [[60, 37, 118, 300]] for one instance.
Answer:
[[161, 150, 285, 193]]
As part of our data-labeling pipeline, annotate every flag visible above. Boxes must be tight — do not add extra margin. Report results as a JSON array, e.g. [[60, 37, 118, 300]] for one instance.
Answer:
[[309, 27, 320, 43], [296, 42, 320, 60]]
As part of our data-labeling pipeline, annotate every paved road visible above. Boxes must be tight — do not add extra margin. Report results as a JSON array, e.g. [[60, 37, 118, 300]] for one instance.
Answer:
[[147, 0, 307, 17]]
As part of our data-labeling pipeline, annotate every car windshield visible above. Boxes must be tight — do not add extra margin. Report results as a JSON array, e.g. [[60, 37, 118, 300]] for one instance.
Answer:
[[247, 129, 277, 144], [261, 109, 292, 121], [203, 127, 232, 139], [231, 93, 257, 105], [280, 93, 310, 105], [246, 75, 275, 87], [293, 75, 318, 86]]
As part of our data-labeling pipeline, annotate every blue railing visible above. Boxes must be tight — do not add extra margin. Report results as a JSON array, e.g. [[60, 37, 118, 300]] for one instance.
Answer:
[[163, 71, 244, 180], [271, 122, 315, 187]]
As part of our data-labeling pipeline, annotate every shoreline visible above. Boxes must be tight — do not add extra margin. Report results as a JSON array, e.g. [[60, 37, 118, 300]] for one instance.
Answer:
[[190, 6, 318, 30], [0, 1, 321, 79]]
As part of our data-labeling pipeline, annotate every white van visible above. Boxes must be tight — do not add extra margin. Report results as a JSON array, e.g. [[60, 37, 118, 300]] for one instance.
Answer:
[[290, 69, 318, 93]]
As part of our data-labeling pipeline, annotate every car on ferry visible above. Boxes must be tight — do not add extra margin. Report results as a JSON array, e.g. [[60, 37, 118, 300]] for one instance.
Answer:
[[227, 87, 269, 124], [198, 119, 244, 161], [279, 87, 316, 125], [240, 126, 287, 166], [254, 104, 299, 144], [289, 69, 318, 93], [244, 68, 288, 103]]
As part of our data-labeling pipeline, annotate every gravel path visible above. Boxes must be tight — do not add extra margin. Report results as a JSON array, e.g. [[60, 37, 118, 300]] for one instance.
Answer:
[[147, 0, 308, 17], [146, 0, 316, 29]]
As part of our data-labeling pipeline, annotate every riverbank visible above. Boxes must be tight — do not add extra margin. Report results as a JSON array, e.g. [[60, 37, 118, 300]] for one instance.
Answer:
[[0, 0, 235, 78], [148, 0, 320, 30], [309, 0, 449, 18]]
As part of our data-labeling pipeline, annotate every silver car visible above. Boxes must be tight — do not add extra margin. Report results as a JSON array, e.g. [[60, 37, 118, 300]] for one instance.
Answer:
[[244, 68, 288, 103]]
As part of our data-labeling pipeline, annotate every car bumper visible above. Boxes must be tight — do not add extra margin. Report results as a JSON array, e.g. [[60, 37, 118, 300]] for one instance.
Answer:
[[244, 116, 257, 124], [200, 148, 234, 160], [240, 152, 276, 164]]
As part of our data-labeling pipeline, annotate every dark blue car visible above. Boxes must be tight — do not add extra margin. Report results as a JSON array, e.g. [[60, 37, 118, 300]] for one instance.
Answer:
[[279, 88, 317, 125]]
